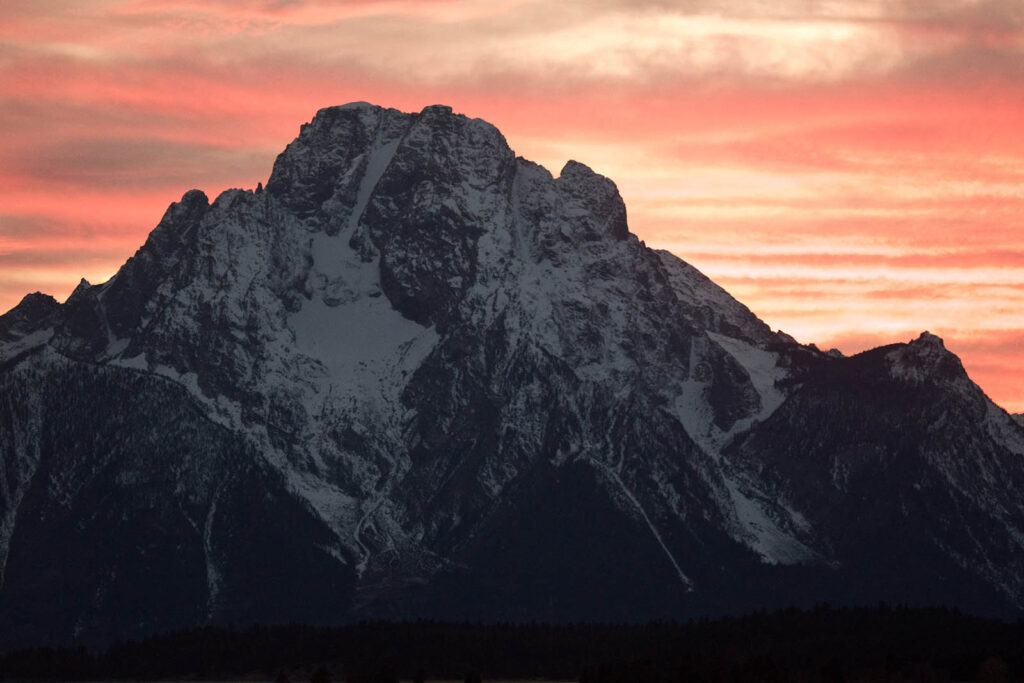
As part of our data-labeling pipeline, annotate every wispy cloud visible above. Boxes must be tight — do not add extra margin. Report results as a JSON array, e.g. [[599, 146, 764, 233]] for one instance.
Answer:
[[4, 138, 275, 190]]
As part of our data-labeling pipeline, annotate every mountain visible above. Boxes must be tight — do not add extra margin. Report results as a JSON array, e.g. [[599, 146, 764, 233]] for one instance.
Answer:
[[1, 103, 1023, 647]]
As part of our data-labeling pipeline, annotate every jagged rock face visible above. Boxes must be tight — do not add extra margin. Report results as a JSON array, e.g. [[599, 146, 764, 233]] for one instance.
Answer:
[[0, 293, 58, 344], [727, 338, 1024, 608], [1, 103, 1023, 647]]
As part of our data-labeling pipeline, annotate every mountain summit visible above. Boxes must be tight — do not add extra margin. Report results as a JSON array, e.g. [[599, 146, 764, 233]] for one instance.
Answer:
[[1, 103, 1022, 646]]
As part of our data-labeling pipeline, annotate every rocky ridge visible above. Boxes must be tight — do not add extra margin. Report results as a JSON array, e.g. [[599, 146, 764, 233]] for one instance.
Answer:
[[1, 103, 1022, 646]]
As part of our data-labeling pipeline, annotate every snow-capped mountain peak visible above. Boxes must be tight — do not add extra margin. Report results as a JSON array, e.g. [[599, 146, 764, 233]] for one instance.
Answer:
[[1, 103, 1022, 646]]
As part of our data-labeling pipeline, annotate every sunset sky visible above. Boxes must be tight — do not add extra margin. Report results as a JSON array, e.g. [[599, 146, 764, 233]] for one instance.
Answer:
[[1, 0, 1022, 411]]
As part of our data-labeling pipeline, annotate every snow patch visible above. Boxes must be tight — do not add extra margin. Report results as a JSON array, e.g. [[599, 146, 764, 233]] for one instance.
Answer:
[[725, 478, 819, 565], [102, 335, 131, 360], [114, 353, 148, 371], [671, 331, 788, 457], [656, 251, 777, 345], [203, 486, 222, 619], [708, 331, 787, 424], [669, 333, 812, 565], [285, 470, 361, 558], [288, 130, 436, 423], [0, 327, 53, 363], [589, 458, 694, 589], [146, 364, 244, 429], [672, 335, 727, 457], [985, 401, 1024, 458], [288, 260, 438, 416], [349, 138, 401, 233]]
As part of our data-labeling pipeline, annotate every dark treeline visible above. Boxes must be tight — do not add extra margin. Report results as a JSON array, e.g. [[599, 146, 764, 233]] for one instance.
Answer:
[[0, 604, 1022, 682]]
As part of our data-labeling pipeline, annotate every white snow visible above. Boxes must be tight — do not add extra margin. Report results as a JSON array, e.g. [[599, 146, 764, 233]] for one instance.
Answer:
[[986, 401, 1024, 458], [707, 331, 787, 424], [656, 250, 777, 346], [114, 352, 147, 370], [0, 327, 53, 362], [350, 139, 401, 231], [98, 125, 438, 569], [203, 487, 222, 619], [588, 457, 694, 589], [144, 363, 246, 430], [725, 478, 819, 565], [102, 335, 131, 360], [668, 332, 815, 565], [288, 233, 438, 418], [353, 495, 388, 575], [284, 470, 361, 551], [672, 333, 787, 456], [673, 336, 726, 457], [284, 129, 437, 421], [277, 228, 435, 564]]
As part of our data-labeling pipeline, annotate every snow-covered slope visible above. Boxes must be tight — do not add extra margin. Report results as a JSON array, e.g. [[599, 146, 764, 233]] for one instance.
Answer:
[[1, 102, 1023, 646]]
